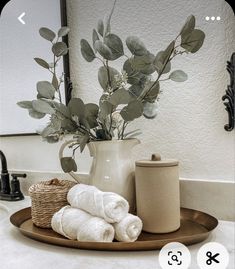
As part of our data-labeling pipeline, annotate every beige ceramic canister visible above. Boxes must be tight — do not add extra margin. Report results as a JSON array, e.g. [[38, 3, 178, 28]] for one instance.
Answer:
[[135, 153, 180, 233]]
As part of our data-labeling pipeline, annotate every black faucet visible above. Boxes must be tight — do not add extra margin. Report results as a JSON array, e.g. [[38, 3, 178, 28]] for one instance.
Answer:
[[0, 150, 26, 201]]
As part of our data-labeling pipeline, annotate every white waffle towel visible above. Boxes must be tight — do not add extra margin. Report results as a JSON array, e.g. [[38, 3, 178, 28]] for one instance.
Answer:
[[67, 184, 129, 223], [51, 206, 115, 242], [113, 213, 143, 242]]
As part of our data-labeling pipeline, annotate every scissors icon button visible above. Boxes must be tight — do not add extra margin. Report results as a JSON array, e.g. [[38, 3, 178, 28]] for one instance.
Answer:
[[197, 242, 229, 269], [206, 251, 220, 265]]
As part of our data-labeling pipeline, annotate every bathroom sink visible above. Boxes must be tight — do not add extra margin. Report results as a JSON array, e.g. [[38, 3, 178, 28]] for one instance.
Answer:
[[0, 203, 9, 221]]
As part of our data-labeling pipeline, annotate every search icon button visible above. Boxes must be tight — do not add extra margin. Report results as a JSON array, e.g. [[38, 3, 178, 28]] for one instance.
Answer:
[[159, 242, 191, 268]]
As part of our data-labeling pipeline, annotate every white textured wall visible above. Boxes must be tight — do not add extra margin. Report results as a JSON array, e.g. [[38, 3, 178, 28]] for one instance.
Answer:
[[0, 0, 234, 182], [66, 0, 235, 181]]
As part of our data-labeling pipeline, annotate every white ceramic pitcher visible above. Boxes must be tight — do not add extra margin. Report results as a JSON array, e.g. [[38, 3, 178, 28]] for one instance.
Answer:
[[59, 138, 140, 211]]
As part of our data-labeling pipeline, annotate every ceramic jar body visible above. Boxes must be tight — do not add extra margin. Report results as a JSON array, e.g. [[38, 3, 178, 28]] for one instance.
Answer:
[[135, 158, 180, 233]]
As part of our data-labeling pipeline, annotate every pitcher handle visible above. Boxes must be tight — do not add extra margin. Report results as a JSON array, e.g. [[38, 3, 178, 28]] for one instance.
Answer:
[[59, 139, 80, 183]]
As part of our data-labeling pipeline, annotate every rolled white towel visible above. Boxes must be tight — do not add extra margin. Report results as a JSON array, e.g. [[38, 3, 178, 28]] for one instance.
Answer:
[[51, 206, 115, 242], [67, 184, 129, 223], [113, 213, 143, 242]]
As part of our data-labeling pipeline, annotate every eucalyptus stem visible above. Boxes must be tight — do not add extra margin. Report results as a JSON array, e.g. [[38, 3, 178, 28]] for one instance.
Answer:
[[72, 144, 80, 158], [53, 54, 62, 103], [108, 112, 113, 136], [105, 60, 112, 89], [121, 121, 128, 140], [139, 41, 180, 101], [96, 56, 106, 66], [159, 78, 170, 82], [78, 125, 97, 140], [57, 109, 97, 140]]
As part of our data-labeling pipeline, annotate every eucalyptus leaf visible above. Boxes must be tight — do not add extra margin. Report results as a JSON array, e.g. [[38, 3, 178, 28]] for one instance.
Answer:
[[164, 41, 175, 58], [45, 135, 59, 143], [52, 74, 59, 90], [52, 42, 68, 56], [17, 101, 33, 109], [85, 103, 99, 116], [120, 100, 143, 121], [80, 39, 96, 62], [99, 96, 114, 119], [180, 15, 195, 36], [39, 27, 56, 42], [85, 103, 99, 128], [126, 36, 147, 56], [28, 109, 45, 119], [181, 29, 205, 53], [169, 70, 188, 82], [108, 88, 133, 106], [41, 125, 56, 138], [123, 59, 148, 85], [37, 93, 44, 99], [154, 41, 175, 74], [37, 81, 55, 99], [58, 26, 70, 37], [68, 98, 85, 118], [104, 33, 124, 60], [95, 40, 113, 60], [103, 0, 116, 36], [97, 19, 104, 36], [51, 116, 62, 131], [32, 99, 55, 114], [54, 102, 71, 118], [79, 134, 90, 153], [128, 84, 144, 98], [143, 102, 158, 119], [131, 53, 155, 75], [60, 157, 77, 173], [98, 66, 120, 91], [34, 58, 49, 69], [92, 29, 100, 51], [100, 101, 114, 118], [154, 51, 171, 74], [142, 81, 160, 102], [61, 119, 76, 132]]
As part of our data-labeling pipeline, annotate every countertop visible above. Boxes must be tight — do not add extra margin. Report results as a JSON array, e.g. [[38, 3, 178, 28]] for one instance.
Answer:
[[0, 197, 234, 269]]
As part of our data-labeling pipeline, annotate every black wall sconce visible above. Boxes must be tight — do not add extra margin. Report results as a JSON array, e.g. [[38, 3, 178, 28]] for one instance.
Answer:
[[222, 53, 235, 131]]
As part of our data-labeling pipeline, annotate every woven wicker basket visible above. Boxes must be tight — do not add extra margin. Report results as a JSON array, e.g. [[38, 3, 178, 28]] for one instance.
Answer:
[[29, 178, 76, 228]]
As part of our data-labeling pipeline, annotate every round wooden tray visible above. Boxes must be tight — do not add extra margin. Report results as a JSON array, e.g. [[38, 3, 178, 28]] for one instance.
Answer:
[[10, 207, 218, 251]]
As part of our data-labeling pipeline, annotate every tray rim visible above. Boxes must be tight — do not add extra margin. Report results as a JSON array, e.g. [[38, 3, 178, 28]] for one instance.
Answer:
[[10, 207, 218, 251]]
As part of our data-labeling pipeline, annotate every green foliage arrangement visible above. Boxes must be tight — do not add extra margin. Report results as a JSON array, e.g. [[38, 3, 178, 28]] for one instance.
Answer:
[[17, 1, 205, 172]]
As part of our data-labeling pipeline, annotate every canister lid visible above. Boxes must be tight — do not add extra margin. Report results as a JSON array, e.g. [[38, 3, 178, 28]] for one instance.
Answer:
[[135, 153, 178, 167]]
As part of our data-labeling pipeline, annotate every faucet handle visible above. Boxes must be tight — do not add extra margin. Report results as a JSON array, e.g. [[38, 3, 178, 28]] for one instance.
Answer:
[[10, 173, 26, 200], [11, 173, 27, 179]]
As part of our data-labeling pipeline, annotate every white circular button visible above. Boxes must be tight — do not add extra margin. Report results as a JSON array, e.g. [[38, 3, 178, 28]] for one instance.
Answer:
[[216, 16, 221, 21], [159, 242, 191, 269], [205, 16, 210, 21], [197, 242, 229, 269], [211, 16, 215, 21]]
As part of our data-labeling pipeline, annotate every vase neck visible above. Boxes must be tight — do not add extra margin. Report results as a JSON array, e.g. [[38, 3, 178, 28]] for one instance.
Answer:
[[88, 139, 140, 157]]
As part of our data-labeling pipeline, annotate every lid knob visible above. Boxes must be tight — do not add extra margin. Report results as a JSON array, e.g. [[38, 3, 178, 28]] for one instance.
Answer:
[[151, 153, 161, 161]]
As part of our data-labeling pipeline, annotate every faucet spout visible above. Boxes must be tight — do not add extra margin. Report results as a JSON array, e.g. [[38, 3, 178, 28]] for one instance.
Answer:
[[0, 150, 10, 194], [0, 150, 8, 173]]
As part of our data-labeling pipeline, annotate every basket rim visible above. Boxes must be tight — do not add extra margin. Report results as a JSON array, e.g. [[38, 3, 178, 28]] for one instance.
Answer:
[[28, 179, 76, 195]]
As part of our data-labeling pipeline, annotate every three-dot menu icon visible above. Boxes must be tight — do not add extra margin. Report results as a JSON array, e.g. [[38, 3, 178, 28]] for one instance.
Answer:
[[205, 16, 221, 21]]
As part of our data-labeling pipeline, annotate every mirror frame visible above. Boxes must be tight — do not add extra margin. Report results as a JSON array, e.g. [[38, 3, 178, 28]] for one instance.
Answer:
[[0, 0, 70, 137]]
